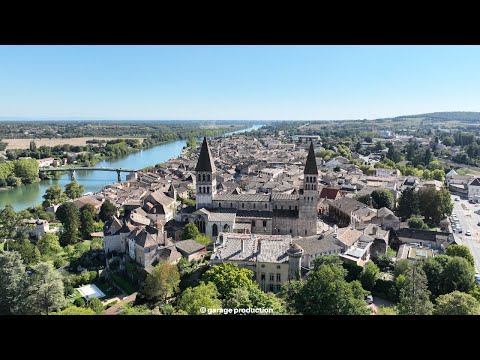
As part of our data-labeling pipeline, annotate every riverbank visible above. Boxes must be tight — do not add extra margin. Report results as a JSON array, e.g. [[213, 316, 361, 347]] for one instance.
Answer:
[[0, 124, 263, 210]]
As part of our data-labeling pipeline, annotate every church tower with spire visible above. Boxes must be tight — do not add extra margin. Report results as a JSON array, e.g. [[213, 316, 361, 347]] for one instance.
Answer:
[[298, 142, 319, 236], [195, 137, 217, 210]]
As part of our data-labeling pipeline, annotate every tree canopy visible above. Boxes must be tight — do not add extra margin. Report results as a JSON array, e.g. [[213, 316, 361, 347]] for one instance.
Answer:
[[177, 282, 222, 315], [433, 291, 480, 315], [202, 263, 256, 298], [142, 262, 180, 304]]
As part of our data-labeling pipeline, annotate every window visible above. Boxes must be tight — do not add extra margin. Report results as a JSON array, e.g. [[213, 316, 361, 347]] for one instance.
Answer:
[[219, 203, 222, 207], [261, 273, 266, 281], [206, 187, 210, 194], [197, 174, 201, 181], [281, 205, 283, 210], [290, 229, 292, 234], [261, 264, 265, 268], [269, 273, 274, 281], [253, 203, 256, 209], [212, 224, 218, 237], [265, 203, 268, 209], [289, 205, 291, 210], [252, 220, 256, 227], [269, 284, 274, 292], [276, 265, 281, 269], [278, 229, 280, 233], [231, 203, 233, 208], [295, 205, 298, 210], [276, 273, 281, 282], [242, 203, 245, 208], [275, 205, 278, 209], [305, 230, 307, 235], [263, 220, 267, 227], [275, 284, 281, 293], [207, 174, 210, 181], [202, 174, 206, 182]]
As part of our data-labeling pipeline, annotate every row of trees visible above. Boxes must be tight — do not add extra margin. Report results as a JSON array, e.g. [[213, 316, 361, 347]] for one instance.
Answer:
[[42, 181, 85, 208]]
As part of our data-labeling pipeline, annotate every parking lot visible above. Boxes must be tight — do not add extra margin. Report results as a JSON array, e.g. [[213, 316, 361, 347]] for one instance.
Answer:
[[450, 194, 480, 273]]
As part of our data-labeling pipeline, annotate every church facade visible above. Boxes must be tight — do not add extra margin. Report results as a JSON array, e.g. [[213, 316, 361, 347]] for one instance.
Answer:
[[181, 137, 319, 240]]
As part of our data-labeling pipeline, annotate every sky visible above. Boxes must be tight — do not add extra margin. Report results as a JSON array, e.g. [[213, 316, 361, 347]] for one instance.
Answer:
[[0, 45, 480, 121]]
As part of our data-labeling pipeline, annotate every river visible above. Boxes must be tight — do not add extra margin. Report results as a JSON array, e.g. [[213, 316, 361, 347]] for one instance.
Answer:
[[0, 124, 263, 210]]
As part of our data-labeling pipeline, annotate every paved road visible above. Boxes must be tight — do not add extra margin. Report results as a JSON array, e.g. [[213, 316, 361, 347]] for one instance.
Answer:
[[451, 195, 480, 273]]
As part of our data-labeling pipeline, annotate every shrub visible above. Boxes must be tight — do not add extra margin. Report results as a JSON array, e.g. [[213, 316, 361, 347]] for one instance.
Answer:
[[74, 298, 86, 307], [65, 286, 74, 296]]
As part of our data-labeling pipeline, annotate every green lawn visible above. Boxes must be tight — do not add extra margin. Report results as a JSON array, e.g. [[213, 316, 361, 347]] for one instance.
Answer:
[[110, 273, 138, 295]]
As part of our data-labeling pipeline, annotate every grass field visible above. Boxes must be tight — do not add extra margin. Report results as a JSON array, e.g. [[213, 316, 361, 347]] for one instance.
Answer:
[[4, 137, 145, 150], [456, 167, 480, 176]]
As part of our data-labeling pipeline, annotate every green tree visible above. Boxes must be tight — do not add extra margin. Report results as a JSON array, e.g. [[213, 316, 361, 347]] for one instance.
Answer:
[[13, 158, 38, 184], [177, 282, 222, 315], [398, 262, 433, 315], [422, 256, 447, 298], [0, 251, 28, 314], [224, 286, 286, 315], [87, 297, 105, 314], [52, 306, 96, 315], [99, 200, 116, 222], [202, 263, 256, 299], [394, 259, 411, 278], [56, 202, 80, 245], [119, 304, 153, 315], [29, 140, 37, 152], [312, 254, 344, 270], [65, 180, 84, 199], [6, 239, 41, 266], [42, 184, 67, 208], [434, 291, 480, 315], [0, 205, 22, 240], [80, 204, 96, 240], [442, 137, 454, 146], [194, 234, 211, 246], [445, 245, 475, 267], [360, 261, 380, 291], [397, 187, 419, 220], [143, 262, 180, 304], [181, 222, 201, 240], [442, 256, 475, 294], [25, 262, 66, 315], [371, 189, 394, 210], [377, 305, 397, 315], [36, 233, 62, 257], [418, 187, 441, 225], [408, 215, 429, 229], [299, 263, 370, 315], [278, 280, 306, 315]]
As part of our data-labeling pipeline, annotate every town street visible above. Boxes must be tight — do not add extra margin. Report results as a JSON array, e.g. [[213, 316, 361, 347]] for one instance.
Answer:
[[451, 194, 480, 273]]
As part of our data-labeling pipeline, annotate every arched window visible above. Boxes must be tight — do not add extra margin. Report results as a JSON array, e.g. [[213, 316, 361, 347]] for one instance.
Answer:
[[195, 218, 206, 234], [197, 174, 201, 181], [207, 174, 210, 182], [202, 174, 206, 182], [212, 224, 218, 237], [242, 203, 244, 208], [305, 229, 307, 235], [265, 203, 267, 209], [219, 203, 222, 208], [223, 224, 230, 232], [252, 220, 256, 227], [231, 203, 233, 208], [253, 203, 256, 209], [207, 187, 210, 194]]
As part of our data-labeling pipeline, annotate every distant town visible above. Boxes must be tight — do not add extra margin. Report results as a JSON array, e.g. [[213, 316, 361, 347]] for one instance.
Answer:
[[2, 114, 480, 315]]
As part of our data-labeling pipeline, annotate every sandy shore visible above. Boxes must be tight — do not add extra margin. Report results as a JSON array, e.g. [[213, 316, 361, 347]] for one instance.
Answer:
[[4, 137, 145, 150]]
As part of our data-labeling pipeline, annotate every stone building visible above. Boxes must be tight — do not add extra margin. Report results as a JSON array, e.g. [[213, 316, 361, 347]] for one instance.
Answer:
[[181, 138, 320, 240], [211, 232, 304, 292]]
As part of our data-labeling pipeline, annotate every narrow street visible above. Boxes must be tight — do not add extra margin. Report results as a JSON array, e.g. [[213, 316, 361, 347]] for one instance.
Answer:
[[451, 194, 480, 273]]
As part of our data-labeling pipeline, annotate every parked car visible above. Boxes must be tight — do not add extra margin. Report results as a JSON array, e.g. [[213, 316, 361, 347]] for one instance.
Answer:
[[475, 274, 480, 285], [466, 230, 472, 236], [365, 295, 373, 304], [455, 197, 460, 201]]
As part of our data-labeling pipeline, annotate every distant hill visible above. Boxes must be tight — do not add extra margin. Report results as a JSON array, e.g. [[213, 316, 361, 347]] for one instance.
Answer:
[[393, 112, 480, 122]]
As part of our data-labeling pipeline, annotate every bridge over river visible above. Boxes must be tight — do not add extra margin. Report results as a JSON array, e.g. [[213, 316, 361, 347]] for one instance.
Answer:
[[39, 167, 138, 182]]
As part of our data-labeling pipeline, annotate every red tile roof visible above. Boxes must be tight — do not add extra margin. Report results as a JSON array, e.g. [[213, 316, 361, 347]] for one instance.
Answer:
[[319, 187, 340, 200]]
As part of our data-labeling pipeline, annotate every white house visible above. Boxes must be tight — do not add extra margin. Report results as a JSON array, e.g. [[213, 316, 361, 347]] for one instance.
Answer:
[[468, 178, 480, 202], [375, 168, 400, 178]]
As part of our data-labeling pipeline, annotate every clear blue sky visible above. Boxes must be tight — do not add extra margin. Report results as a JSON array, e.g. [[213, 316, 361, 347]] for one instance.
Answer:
[[0, 45, 479, 120]]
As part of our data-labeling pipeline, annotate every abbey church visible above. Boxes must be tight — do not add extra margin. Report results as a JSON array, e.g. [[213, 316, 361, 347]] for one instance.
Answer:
[[182, 137, 319, 240]]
